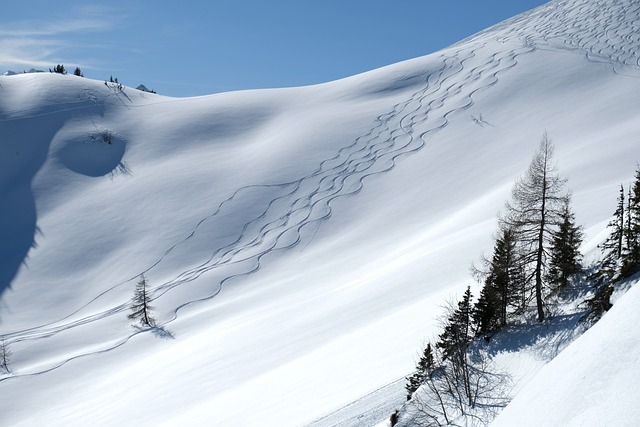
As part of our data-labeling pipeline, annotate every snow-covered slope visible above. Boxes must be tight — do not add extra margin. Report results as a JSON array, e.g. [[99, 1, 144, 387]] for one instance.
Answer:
[[492, 280, 640, 427], [1, 0, 640, 425]]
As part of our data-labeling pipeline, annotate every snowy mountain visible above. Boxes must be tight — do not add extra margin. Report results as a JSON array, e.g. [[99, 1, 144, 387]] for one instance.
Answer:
[[1, 0, 640, 425]]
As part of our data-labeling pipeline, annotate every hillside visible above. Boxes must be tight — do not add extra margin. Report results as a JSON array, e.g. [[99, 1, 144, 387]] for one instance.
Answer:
[[1, 0, 640, 425], [491, 280, 640, 426]]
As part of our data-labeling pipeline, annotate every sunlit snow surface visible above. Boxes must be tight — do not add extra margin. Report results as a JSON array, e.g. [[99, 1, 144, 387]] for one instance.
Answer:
[[1, 0, 640, 425], [491, 282, 640, 426]]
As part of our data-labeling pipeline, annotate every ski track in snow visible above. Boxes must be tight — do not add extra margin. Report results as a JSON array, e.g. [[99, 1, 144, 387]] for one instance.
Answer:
[[3, 0, 640, 392], [1, 39, 536, 382]]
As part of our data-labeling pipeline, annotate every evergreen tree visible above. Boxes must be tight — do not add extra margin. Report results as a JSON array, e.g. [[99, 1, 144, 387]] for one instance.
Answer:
[[73, 67, 83, 77], [473, 226, 522, 334], [436, 287, 477, 408], [502, 133, 567, 322], [473, 282, 500, 337], [591, 185, 625, 284], [1, 338, 11, 373], [405, 343, 435, 400], [53, 64, 66, 74], [584, 185, 628, 321], [622, 167, 640, 277], [128, 275, 155, 328], [584, 281, 614, 321], [547, 196, 583, 289], [437, 287, 473, 360]]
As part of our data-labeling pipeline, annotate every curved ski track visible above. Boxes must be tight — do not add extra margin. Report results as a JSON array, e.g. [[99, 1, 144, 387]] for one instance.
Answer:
[[4, 0, 639, 382], [0, 40, 535, 381]]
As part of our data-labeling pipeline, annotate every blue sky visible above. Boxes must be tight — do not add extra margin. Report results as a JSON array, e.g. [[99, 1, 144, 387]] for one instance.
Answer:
[[1, 1, 548, 97]]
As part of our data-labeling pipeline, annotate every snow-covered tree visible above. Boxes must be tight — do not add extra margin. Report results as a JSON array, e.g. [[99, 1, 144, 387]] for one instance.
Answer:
[[128, 275, 155, 328]]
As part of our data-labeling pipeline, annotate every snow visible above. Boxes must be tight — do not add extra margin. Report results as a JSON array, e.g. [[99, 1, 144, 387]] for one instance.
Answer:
[[2, 69, 43, 76], [1, 0, 640, 425], [492, 280, 640, 427]]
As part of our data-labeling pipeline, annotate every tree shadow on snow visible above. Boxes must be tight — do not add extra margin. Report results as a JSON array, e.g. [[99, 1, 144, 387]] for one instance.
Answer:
[[484, 310, 588, 361], [131, 324, 176, 340], [150, 326, 175, 340]]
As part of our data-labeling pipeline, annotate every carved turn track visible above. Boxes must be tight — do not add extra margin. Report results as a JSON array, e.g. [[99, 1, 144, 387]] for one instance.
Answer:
[[4, 0, 638, 383]]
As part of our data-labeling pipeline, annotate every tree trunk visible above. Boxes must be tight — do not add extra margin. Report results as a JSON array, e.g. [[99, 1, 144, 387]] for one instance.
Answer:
[[535, 154, 548, 322]]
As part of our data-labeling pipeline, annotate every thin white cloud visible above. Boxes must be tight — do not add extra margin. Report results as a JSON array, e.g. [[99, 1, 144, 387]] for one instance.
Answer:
[[0, 4, 120, 36], [0, 20, 109, 38], [0, 5, 124, 71], [0, 39, 68, 69]]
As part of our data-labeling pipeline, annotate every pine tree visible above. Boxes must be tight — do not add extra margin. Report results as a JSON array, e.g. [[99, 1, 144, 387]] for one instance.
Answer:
[[591, 185, 625, 284], [584, 280, 614, 321], [621, 167, 640, 277], [473, 226, 522, 334], [583, 185, 628, 321], [437, 287, 473, 360], [405, 343, 435, 400], [128, 275, 155, 328], [473, 282, 500, 337], [547, 196, 583, 289], [74, 67, 83, 77], [1, 338, 11, 373], [502, 133, 567, 322], [436, 287, 477, 408]]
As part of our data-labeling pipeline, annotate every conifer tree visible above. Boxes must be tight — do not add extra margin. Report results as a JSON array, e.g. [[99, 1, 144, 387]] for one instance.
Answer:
[[405, 343, 435, 400], [547, 196, 583, 289], [592, 185, 625, 284], [473, 226, 522, 334], [128, 275, 155, 328], [473, 283, 500, 337], [622, 167, 640, 277], [1, 338, 11, 373], [436, 287, 477, 408], [437, 287, 473, 360], [586, 184, 630, 320], [502, 133, 567, 322]]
